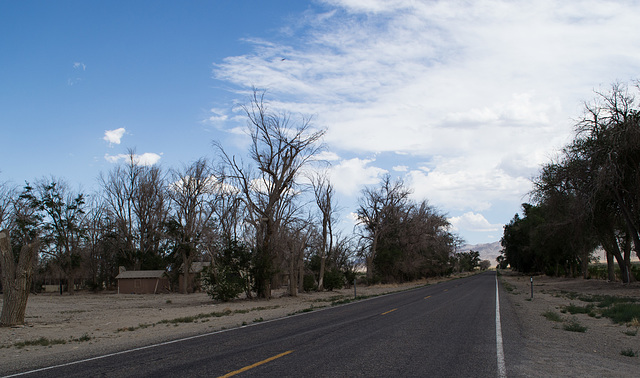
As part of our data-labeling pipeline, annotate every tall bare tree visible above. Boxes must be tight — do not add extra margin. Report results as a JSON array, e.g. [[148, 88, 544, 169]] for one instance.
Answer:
[[356, 174, 411, 281], [215, 89, 325, 299], [311, 172, 335, 291], [100, 150, 169, 270], [168, 158, 218, 293]]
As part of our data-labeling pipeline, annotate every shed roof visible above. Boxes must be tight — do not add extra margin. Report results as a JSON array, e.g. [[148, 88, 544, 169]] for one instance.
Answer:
[[115, 270, 167, 279]]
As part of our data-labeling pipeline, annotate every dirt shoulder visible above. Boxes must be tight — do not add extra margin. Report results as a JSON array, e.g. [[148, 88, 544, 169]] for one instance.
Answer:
[[1, 272, 639, 376], [499, 270, 640, 377]]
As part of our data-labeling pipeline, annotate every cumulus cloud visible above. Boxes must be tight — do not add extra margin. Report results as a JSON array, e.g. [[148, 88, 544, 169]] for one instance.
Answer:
[[329, 158, 387, 195], [104, 152, 162, 166], [103, 128, 126, 145], [449, 212, 503, 233]]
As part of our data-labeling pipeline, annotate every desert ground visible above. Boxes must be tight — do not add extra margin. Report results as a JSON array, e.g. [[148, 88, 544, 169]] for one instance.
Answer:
[[1, 271, 639, 376]]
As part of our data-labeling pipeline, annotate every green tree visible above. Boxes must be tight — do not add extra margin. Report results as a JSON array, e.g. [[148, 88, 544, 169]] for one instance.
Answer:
[[23, 179, 86, 294]]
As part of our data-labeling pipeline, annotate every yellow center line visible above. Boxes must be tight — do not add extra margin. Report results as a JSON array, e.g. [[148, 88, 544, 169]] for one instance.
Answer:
[[381, 308, 397, 315], [218, 350, 294, 378], [424, 295, 432, 299], [443, 289, 448, 292]]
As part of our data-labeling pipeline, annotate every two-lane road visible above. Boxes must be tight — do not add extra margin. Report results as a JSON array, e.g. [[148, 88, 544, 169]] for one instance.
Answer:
[[9, 272, 522, 377]]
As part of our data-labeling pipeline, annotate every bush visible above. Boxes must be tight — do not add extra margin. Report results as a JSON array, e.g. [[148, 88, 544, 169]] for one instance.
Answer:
[[303, 274, 316, 292], [563, 319, 587, 333], [323, 269, 344, 291], [202, 265, 244, 302], [542, 310, 563, 322]]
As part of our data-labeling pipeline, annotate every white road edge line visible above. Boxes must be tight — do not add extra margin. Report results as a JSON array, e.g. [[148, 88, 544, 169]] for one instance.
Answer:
[[4, 286, 420, 377], [496, 274, 507, 378]]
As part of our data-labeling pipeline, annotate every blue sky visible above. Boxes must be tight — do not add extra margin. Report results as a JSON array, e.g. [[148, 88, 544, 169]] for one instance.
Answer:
[[2, 0, 640, 245]]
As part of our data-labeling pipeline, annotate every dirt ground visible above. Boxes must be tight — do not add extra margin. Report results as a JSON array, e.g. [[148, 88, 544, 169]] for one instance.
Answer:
[[499, 271, 640, 377], [0, 272, 639, 376]]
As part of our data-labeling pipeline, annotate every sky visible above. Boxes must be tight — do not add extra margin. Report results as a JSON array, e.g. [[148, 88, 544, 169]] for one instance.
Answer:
[[2, 0, 640, 246]]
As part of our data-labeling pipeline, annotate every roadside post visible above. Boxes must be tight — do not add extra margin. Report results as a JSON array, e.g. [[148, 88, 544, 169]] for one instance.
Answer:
[[354, 279, 357, 299], [530, 276, 533, 300]]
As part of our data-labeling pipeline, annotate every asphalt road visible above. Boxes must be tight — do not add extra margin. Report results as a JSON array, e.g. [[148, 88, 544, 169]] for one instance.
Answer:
[[10, 272, 523, 377]]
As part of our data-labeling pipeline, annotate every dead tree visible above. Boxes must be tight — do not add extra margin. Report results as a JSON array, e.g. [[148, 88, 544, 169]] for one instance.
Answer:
[[168, 158, 218, 294], [311, 172, 335, 291], [215, 89, 325, 299]]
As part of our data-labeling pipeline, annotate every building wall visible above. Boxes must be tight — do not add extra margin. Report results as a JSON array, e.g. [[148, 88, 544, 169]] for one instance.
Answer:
[[118, 278, 170, 294]]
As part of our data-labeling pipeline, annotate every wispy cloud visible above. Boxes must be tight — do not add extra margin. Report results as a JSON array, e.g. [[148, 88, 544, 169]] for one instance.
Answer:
[[73, 62, 86, 71], [212, 0, 640, 239], [103, 128, 126, 145]]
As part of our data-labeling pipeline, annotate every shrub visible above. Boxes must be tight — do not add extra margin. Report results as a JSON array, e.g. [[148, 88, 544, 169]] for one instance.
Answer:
[[303, 274, 316, 292], [542, 310, 563, 322], [323, 269, 344, 291], [563, 319, 587, 333], [621, 348, 638, 357], [202, 265, 244, 302]]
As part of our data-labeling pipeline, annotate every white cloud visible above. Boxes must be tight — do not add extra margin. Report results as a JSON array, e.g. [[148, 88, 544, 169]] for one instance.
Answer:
[[103, 128, 126, 145], [329, 158, 387, 195], [73, 62, 86, 71], [212, 0, 640, 241], [449, 212, 503, 233], [393, 165, 408, 172], [104, 152, 162, 166]]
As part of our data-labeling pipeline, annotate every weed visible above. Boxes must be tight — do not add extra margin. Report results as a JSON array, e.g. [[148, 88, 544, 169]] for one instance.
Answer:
[[71, 333, 92, 342], [601, 303, 640, 324], [564, 303, 596, 316], [623, 329, 638, 336], [253, 317, 264, 323], [502, 282, 516, 293], [560, 291, 579, 300], [621, 348, 638, 357], [542, 310, 563, 322], [563, 319, 587, 333], [14, 337, 67, 349], [165, 300, 172, 304]]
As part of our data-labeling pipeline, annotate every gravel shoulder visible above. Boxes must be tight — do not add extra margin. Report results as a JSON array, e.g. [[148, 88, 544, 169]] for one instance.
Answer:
[[499, 270, 640, 377], [1, 271, 639, 376]]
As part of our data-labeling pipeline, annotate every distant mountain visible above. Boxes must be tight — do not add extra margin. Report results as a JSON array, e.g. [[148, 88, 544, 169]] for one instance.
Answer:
[[459, 241, 502, 266]]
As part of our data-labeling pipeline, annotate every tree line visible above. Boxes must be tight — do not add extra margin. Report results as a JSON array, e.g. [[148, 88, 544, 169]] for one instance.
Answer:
[[499, 82, 640, 282], [1, 90, 463, 326]]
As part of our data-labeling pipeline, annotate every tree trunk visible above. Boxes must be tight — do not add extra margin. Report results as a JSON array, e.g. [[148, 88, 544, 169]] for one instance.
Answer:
[[606, 251, 616, 281], [366, 256, 374, 281], [318, 256, 326, 291], [289, 248, 297, 297], [182, 251, 192, 294], [297, 246, 304, 294], [67, 272, 75, 295], [0, 230, 39, 327]]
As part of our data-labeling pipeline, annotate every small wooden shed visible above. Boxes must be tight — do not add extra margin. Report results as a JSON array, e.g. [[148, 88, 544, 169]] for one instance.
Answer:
[[115, 270, 170, 294]]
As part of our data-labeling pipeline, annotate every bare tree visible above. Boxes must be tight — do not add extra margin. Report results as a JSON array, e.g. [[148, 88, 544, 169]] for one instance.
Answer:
[[356, 174, 411, 281], [168, 158, 218, 293], [100, 150, 169, 270], [311, 171, 335, 291], [215, 89, 325, 299]]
